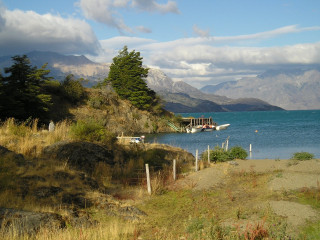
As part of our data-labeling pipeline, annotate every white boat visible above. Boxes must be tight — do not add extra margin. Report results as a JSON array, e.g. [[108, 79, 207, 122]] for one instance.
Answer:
[[191, 125, 203, 133], [216, 124, 230, 131], [202, 125, 215, 132]]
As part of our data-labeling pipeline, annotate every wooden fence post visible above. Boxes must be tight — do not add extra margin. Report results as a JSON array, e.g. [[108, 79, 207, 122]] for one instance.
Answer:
[[207, 145, 210, 163], [226, 139, 229, 151], [195, 149, 198, 171], [173, 159, 176, 181], [145, 164, 151, 195]]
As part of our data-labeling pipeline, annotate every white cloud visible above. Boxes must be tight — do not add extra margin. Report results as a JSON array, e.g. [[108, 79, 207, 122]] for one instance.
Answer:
[[132, 0, 179, 14], [79, 0, 133, 33], [94, 25, 320, 87], [136, 25, 152, 33], [0, 8, 101, 56], [79, 0, 179, 34], [193, 25, 210, 38]]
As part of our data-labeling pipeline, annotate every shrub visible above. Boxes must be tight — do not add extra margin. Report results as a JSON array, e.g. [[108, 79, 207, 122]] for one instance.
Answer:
[[229, 146, 248, 160], [70, 119, 116, 144], [202, 146, 231, 163], [202, 146, 248, 163], [291, 152, 314, 161]]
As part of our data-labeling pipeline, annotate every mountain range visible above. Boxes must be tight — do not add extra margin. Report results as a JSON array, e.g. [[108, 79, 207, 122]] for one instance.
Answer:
[[0, 51, 285, 112], [201, 68, 320, 110]]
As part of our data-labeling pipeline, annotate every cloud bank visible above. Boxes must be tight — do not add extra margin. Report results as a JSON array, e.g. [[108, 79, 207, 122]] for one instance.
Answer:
[[92, 26, 320, 88], [0, 7, 101, 56], [79, 0, 179, 34]]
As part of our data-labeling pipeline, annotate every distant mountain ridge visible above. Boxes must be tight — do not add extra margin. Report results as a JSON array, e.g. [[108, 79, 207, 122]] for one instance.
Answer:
[[0, 51, 283, 112], [201, 68, 320, 110]]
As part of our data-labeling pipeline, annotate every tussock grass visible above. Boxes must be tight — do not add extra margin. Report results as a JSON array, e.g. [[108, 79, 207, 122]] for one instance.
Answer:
[[0, 218, 137, 240], [0, 118, 71, 157]]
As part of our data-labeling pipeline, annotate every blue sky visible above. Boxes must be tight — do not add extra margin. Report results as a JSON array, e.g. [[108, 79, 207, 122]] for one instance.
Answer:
[[1, 0, 320, 87]]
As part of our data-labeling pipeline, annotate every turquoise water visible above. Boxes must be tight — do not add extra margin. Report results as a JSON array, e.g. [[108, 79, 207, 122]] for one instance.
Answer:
[[146, 110, 320, 159]]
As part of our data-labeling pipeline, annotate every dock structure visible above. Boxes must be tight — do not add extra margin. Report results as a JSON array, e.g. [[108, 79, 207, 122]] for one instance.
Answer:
[[181, 117, 216, 128]]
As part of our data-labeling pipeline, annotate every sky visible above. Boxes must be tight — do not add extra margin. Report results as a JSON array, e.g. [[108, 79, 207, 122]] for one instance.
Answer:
[[0, 0, 320, 88]]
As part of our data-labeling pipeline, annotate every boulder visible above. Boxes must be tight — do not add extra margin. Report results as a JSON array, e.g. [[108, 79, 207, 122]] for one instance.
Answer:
[[0, 208, 65, 236], [33, 186, 63, 199]]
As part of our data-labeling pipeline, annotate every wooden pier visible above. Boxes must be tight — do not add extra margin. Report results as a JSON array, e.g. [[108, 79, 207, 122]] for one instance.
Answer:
[[181, 117, 216, 127]]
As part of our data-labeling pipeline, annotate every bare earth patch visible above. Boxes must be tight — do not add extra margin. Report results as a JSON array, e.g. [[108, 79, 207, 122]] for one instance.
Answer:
[[175, 159, 320, 234], [268, 200, 318, 227]]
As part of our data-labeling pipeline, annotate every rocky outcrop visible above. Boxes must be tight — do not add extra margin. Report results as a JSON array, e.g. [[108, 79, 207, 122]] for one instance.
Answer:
[[0, 208, 65, 236], [0, 145, 25, 166]]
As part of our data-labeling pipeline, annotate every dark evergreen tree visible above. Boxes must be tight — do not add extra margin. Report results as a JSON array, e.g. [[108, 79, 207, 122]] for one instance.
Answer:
[[0, 55, 52, 121], [61, 74, 86, 104], [106, 46, 157, 110]]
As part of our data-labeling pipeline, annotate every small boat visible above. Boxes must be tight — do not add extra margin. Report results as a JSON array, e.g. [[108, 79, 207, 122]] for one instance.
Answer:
[[202, 124, 215, 132], [216, 124, 230, 131], [191, 125, 203, 133]]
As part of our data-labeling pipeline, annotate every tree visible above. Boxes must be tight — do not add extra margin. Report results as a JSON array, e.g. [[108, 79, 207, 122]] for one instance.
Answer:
[[0, 55, 52, 121], [105, 46, 157, 110], [61, 74, 86, 104]]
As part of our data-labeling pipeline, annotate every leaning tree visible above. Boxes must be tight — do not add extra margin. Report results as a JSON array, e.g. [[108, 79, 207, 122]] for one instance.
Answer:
[[105, 46, 158, 111]]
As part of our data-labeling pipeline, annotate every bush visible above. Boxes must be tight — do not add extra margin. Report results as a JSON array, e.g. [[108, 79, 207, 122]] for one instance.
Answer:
[[70, 119, 116, 144], [202, 146, 231, 163], [291, 152, 314, 161], [202, 146, 248, 163], [229, 146, 248, 160]]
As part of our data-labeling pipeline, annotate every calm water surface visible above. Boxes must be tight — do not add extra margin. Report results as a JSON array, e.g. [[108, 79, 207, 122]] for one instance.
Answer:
[[146, 110, 320, 159]]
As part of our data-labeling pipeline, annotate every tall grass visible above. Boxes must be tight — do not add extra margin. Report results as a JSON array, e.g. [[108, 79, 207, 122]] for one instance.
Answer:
[[0, 118, 71, 157], [0, 219, 137, 240]]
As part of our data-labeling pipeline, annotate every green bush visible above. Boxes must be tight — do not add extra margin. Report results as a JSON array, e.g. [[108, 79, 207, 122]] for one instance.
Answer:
[[201, 146, 231, 163], [70, 119, 116, 144], [291, 152, 314, 161], [202, 146, 248, 163], [229, 146, 248, 160]]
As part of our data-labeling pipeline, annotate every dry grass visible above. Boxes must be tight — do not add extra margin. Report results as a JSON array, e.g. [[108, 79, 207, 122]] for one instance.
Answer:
[[0, 218, 137, 240], [0, 118, 71, 157]]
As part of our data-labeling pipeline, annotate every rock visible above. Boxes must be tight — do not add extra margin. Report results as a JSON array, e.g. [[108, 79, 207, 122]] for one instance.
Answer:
[[64, 209, 98, 228], [0, 145, 25, 166], [106, 204, 147, 221], [0, 208, 65, 236], [62, 193, 93, 209], [42, 141, 114, 174], [84, 177, 99, 189], [22, 175, 46, 182], [228, 161, 239, 166], [53, 171, 75, 181], [33, 186, 63, 199]]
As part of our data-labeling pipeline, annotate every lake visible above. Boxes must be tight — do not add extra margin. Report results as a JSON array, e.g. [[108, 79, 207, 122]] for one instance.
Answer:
[[145, 110, 320, 159]]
